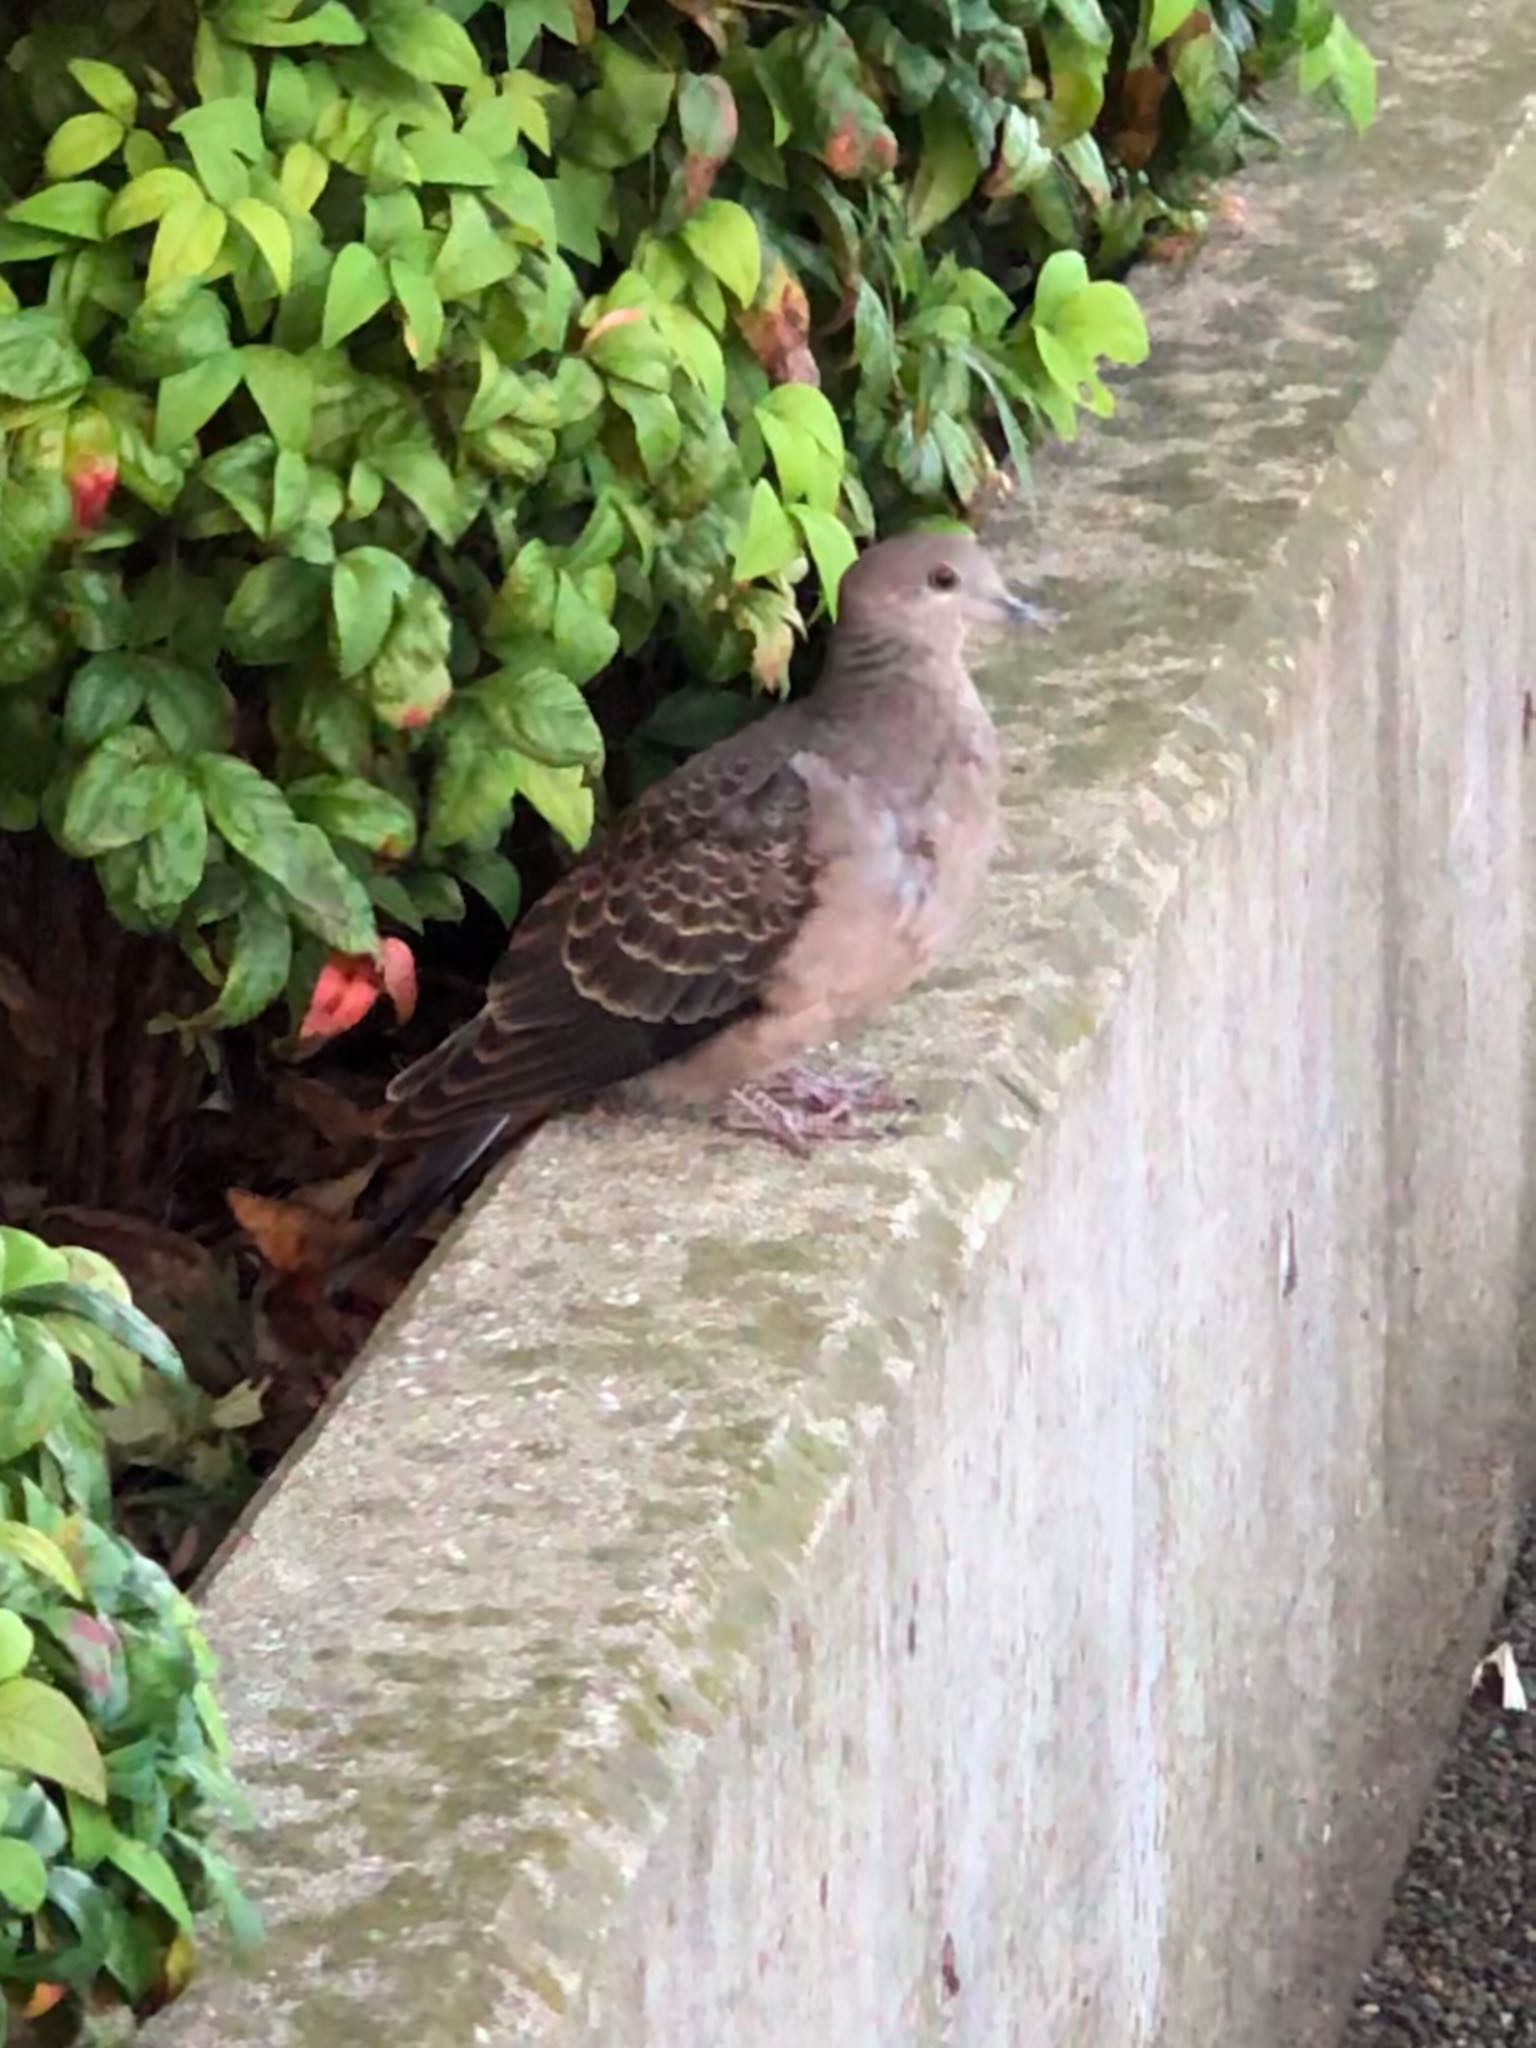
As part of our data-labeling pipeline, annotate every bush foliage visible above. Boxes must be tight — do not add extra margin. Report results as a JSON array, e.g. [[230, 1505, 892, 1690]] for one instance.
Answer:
[[0, 0, 1372, 1045], [0, 1225, 254, 2041]]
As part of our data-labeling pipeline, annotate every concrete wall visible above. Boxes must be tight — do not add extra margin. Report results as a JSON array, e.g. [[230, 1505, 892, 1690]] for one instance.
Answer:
[[151, 5, 1536, 2043]]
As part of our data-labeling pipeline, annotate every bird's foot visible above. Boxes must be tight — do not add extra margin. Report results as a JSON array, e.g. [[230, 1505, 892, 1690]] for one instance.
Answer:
[[719, 1060, 916, 1155]]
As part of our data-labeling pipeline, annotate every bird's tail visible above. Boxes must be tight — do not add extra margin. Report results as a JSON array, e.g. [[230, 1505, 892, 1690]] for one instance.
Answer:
[[324, 1112, 518, 1301], [325, 1007, 560, 1299]]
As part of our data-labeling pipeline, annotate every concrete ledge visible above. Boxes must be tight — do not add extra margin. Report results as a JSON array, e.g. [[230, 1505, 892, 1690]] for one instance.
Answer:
[[152, 3, 1536, 2042]]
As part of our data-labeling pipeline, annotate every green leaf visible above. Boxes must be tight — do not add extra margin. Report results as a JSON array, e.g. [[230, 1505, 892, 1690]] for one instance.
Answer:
[[0, 1837, 48, 1913], [369, 0, 484, 86], [5, 1284, 186, 1385], [0, 1613, 35, 1684], [105, 165, 202, 236], [732, 479, 800, 581], [404, 128, 500, 187], [1299, 16, 1377, 131], [196, 755, 376, 950], [68, 58, 138, 127], [321, 242, 391, 348], [7, 181, 112, 243], [550, 572, 620, 683], [652, 302, 724, 407], [391, 261, 445, 368], [680, 199, 760, 305], [511, 754, 592, 850], [331, 547, 411, 678], [0, 311, 90, 404], [1041, 12, 1111, 144], [242, 346, 314, 452], [221, 0, 366, 45], [910, 98, 981, 238], [0, 1316, 74, 1462], [432, 192, 520, 300], [144, 661, 232, 755], [59, 729, 182, 856], [0, 1522, 85, 1600], [58, 569, 133, 654], [281, 139, 330, 212], [114, 281, 231, 379], [174, 1835, 264, 1954], [106, 1834, 193, 1932], [426, 713, 519, 850], [573, 36, 674, 170], [755, 386, 844, 511], [0, 1679, 106, 1801], [480, 667, 603, 768], [791, 506, 857, 618], [502, 71, 554, 155], [549, 158, 613, 261], [0, 1228, 68, 1293], [146, 196, 228, 298], [45, 113, 127, 182], [224, 557, 327, 664], [272, 447, 311, 541], [201, 433, 277, 538], [195, 21, 260, 100], [636, 685, 756, 752], [184, 888, 293, 1029], [1148, 0, 1198, 40], [67, 1791, 116, 1870], [155, 349, 244, 451], [366, 575, 454, 727], [1031, 250, 1149, 412], [610, 384, 681, 481], [454, 847, 521, 922], [371, 440, 470, 545], [288, 774, 417, 855], [230, 196, 294, 293]]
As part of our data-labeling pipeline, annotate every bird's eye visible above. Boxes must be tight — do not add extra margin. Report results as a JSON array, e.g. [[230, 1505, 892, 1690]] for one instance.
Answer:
[[928, 564, 960, 592]]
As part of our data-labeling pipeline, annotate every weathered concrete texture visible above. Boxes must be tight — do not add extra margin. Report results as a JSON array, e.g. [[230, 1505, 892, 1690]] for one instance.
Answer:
[[152, 5, 1536, 2044]]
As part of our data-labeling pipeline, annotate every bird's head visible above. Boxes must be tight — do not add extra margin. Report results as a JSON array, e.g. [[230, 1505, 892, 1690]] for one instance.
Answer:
[[835, 531, 1050, 653]]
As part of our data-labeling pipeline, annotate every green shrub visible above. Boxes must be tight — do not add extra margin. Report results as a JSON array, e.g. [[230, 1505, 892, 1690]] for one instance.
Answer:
[[0, 0, 1372, 1049], [0, 1225, 255, 2042]]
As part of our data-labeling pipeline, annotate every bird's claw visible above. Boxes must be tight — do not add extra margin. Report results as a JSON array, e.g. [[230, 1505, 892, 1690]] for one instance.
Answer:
[[719, 1061, 915, 1154]]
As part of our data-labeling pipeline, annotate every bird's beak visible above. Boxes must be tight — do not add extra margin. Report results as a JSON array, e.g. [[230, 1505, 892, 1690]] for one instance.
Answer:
[[995, 587, 1055, 629]]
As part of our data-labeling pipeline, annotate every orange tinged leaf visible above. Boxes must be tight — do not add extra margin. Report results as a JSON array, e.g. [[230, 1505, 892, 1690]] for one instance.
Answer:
[[25, 1984, 68, 2019], [582, 306, 645, 350], [227, 1188, 350, 1275], [737, 262, 819, 387]]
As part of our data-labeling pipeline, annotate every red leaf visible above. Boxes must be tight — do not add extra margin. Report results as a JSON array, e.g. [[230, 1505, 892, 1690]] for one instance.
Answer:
[[393, 698, 443, 730], [379, 937, 417, 1023], [60, 1612, 123, 1707], [301, 954, 382, 1040], [69, 457, 118, 533], [300, 942, 416, 1042]]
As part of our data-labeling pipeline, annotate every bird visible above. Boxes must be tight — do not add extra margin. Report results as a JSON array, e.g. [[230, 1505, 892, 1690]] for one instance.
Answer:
[[342, 530, 1045, 1278]]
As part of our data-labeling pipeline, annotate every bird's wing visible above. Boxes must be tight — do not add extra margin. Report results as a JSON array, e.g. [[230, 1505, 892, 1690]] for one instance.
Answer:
[[378, 739, 818, 1148]]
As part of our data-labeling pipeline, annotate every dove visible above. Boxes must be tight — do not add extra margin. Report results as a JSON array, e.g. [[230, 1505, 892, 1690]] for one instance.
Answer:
[[345, 531, 1044, 1271]]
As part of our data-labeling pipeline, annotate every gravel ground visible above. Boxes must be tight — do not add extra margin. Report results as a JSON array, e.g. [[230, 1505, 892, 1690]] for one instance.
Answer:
[[1342, 1515, 1536, 2046]]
